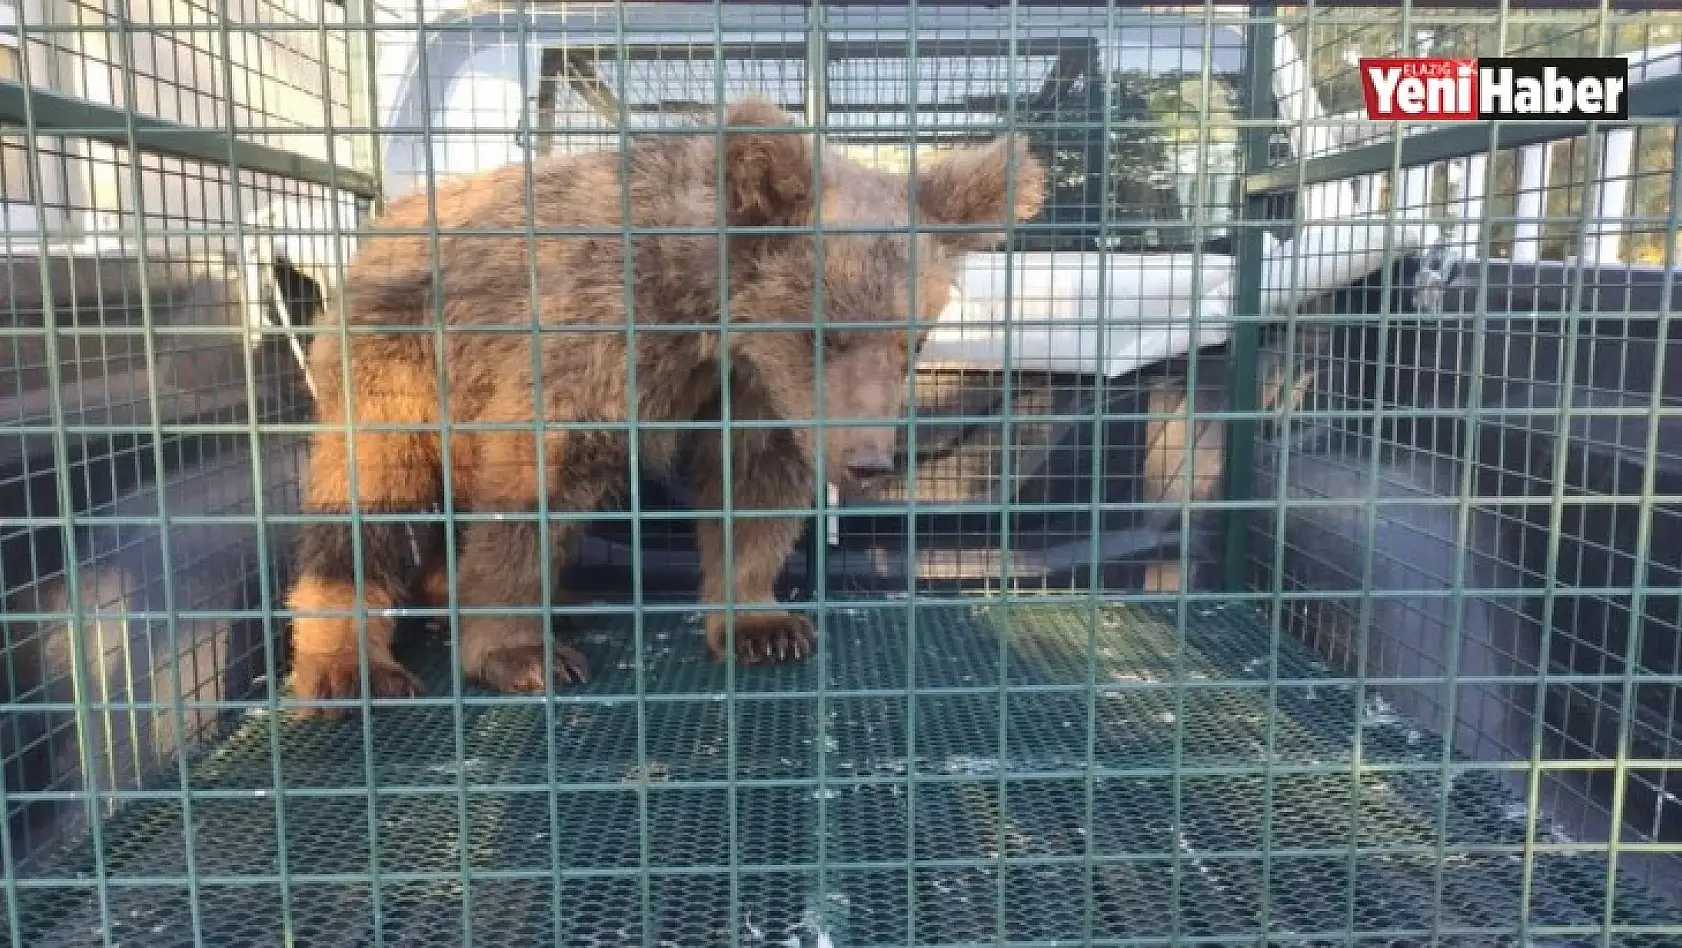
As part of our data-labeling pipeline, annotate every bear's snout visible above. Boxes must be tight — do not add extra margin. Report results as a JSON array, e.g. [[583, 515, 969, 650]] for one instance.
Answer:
[[842, 440, 898, 480]]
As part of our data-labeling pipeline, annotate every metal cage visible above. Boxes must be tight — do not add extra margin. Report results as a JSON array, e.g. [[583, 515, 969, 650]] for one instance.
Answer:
[[2, 2, 1681, 945]]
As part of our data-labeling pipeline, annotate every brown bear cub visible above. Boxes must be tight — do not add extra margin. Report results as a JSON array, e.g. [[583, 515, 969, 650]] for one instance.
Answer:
[[284, 96, 1046, 714]]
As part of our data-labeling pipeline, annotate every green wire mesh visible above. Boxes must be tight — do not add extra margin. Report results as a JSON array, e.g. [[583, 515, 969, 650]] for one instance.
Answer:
[[1, 2, 1681, 946]]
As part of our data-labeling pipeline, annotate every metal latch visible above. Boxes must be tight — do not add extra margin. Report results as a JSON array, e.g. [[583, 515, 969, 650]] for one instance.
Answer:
[[826, 482, 840, 547]]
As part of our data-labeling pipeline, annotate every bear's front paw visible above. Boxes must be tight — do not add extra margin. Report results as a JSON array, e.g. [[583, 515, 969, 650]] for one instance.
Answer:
[[289, 652, 421, 718], [471, 643, 591, 693], [708, 612, 817, 664]]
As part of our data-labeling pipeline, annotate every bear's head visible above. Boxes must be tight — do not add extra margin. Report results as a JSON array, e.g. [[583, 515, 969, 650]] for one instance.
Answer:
[[716, 96, 1047, 498]]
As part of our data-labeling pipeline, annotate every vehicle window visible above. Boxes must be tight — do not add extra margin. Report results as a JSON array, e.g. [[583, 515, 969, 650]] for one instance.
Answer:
[[1023, 65, 1243, 252]]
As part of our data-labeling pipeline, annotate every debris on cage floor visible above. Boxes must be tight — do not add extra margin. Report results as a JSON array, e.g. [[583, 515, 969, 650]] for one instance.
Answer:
[[11, 602, 1681, 947]]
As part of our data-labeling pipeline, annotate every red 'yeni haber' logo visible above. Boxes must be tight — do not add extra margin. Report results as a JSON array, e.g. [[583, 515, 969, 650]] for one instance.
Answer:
[[1357, 56, 1631, 122], [1359, 57, 1480, 121]]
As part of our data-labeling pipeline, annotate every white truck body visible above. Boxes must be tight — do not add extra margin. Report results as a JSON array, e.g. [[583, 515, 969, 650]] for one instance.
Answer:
[[925, 216, 1429, 377]]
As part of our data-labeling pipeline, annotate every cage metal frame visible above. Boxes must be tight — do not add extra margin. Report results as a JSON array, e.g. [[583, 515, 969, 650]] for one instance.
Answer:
[[1, 1, 1681, 946]]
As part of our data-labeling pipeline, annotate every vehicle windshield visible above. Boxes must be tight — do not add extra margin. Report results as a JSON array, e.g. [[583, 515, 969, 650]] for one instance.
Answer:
[[527, 32, 1245, 253]]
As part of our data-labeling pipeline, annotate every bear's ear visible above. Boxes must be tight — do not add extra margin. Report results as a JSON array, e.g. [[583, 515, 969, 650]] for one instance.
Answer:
[[721, 96, 815, 228], [914, 135, 1046, 252]]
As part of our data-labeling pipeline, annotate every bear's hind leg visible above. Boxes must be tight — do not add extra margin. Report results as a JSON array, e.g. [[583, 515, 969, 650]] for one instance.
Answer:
[[287, 429, 435, 716]]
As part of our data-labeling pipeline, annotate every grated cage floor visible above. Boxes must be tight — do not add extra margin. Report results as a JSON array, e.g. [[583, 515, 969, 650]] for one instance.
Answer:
[[8, 602, 1682, 947]]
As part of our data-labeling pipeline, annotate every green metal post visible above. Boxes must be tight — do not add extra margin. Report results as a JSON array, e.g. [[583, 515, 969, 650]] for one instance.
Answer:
[[347, 0, 387, 211], [801, 2, 828, 602], [1222, 3, 1277, 593]]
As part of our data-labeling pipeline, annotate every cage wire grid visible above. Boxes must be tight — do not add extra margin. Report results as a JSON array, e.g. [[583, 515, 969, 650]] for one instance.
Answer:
[[0, 1, 1679, 946]]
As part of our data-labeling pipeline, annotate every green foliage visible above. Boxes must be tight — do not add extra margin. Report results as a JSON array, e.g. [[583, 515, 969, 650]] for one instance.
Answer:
[[1007, 62, 1244, 251]]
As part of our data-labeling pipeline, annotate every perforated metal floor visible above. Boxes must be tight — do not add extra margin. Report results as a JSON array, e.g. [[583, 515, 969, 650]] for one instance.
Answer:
[[10, 602, 1682, 947]]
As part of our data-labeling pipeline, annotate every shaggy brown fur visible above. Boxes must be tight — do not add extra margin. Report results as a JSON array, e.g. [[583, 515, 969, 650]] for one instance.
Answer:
[[284, 96, 1046, 714]]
